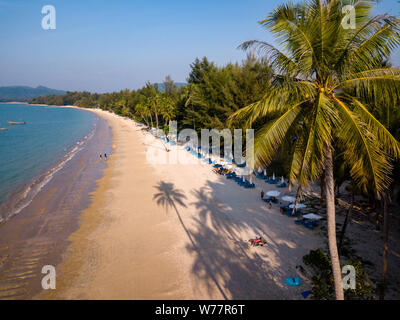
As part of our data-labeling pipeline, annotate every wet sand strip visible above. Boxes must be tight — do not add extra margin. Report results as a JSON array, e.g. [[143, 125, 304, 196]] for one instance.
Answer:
[[0, 115, 112, 299]]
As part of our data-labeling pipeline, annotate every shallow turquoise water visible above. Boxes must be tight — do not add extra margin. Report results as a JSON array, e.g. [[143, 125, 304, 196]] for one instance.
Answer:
[[0, 103, 96, 203]]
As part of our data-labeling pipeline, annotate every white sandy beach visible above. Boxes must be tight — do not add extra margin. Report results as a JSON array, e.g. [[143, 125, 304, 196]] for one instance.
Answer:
[[39, 108, 325, 299]]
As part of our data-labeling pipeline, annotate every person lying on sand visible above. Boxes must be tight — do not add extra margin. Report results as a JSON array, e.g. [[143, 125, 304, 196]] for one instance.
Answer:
[[248, 237, 267, 247]]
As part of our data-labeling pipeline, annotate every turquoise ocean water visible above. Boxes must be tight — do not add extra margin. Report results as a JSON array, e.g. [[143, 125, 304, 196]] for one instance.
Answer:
[[0, 103, 97, 218]]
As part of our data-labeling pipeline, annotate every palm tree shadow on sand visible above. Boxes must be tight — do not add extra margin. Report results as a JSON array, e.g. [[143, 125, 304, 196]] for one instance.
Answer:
[[187, 180, 305, 299], [153, 181, 228, 299]]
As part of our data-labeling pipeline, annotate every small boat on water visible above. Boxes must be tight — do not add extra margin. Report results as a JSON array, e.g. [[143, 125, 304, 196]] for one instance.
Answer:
[[0, 128, 8, 131], [8, 121, 26, 125]]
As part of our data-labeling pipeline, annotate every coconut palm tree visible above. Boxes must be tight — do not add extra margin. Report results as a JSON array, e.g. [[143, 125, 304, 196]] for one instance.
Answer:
[[135, 102, 152, 127], [159, 95, 176, 125], [230, 0, 400, 299]]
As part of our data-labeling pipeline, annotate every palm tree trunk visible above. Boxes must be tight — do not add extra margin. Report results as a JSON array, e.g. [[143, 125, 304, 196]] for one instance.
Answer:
[[292, 186, 301, 216], [149, 112, 154, 128], [338, 189, 354, 255], [140, 113, 149, 127], [379, 194, 389, 300], [325, 146, 344, 300], [375, 203, 381, 230], [154, 103, 159, 132], [320, 173, 325, 207]]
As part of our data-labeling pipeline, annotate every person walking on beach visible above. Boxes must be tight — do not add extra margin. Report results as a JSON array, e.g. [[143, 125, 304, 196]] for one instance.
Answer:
[[104, 153, 107, 159], [100, 154, 102, 159], [261, 190, 264, 200]]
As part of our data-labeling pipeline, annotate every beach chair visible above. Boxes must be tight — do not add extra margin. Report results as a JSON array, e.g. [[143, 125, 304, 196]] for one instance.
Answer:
[[263, 196, 278, 204], [292, 210, 301, 217], [280, 205, 290, 211], [244, 181, 255, 189], [227, 172, 236, 178], [303, 220, 319, 229], [281, 205, 301, 217], [294, 218, 306, 225], [276, 182, 287, 188]]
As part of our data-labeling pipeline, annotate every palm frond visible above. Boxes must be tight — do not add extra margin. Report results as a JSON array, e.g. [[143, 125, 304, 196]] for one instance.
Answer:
[[252, 100, 305, 166], [334, 96, 392, 196]]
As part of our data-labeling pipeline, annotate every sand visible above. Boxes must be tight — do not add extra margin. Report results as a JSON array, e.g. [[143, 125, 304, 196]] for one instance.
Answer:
[[36, 108, 325, 300], [0, 114, 111, 299]]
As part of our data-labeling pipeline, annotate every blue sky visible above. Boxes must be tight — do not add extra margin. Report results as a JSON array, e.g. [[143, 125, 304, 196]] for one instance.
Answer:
[[0, 0, 398, 93]]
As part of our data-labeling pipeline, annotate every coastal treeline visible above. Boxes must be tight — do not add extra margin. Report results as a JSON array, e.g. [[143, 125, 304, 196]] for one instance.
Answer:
[[29, 56, 273, 132], [29, 0, 400, 300], [28, 53, 400, 205]]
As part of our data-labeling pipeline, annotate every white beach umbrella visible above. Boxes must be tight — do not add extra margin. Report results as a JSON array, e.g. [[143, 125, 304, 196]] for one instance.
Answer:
[[266, 190, 281, 197], [282, 196, 296, 202], [289, 203, 307, 209], [234, 167, 245, 175], [258, 167, 262, 173], [242, 176, 246, 183], [263, 169, 267, 176], [281, 176, 285, 184], [272, 173, 276, 180], [303, 213, 323, 220]]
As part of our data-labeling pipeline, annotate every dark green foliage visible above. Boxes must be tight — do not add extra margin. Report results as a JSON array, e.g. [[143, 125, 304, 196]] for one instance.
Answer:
[[28, 56, 274, 135], [181, 56, 273, 131], [27, 55, 400, 206], [303, 249, 375, 300]]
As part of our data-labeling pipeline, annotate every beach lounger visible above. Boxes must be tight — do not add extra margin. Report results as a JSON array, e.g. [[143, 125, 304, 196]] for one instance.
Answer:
[[303, 220, 319, 229], [244, 182, 255, 188], [281, 205, 301, 217], [263, 196, 278, 203], [276, 182, 287, 188], [294, 218, 306, 225]]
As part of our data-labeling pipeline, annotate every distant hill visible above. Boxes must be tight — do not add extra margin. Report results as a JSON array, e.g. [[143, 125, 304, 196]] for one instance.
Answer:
[[0, 86, 66, 102]]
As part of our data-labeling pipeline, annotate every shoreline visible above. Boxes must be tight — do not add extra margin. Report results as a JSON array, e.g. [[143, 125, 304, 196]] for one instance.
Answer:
[[0, 108, 112, 299], [38, 108, 325, 300], [2, 104, 399, 299]]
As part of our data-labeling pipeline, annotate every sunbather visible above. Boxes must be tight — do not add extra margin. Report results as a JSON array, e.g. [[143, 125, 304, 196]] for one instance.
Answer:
[[249, 237, 267, 246]]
